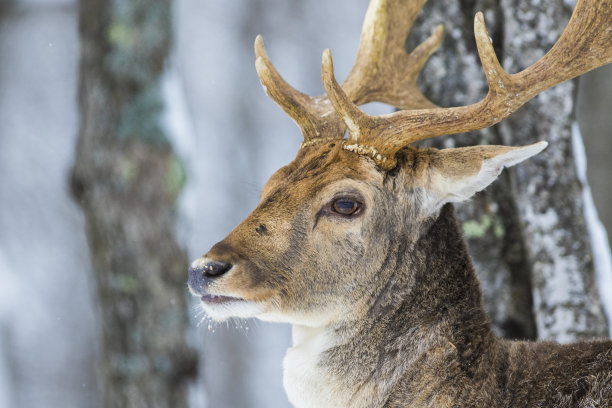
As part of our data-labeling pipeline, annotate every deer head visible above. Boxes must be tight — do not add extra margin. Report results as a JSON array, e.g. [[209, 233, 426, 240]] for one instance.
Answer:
[[188, 0, 612, 329]]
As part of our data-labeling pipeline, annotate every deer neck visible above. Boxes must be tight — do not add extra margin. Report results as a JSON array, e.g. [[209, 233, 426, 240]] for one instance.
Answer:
[[283, 204, 496, 408]]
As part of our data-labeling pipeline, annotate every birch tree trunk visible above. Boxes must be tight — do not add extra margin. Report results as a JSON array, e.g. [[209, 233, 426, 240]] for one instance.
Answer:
[[71, 0, 198, 406], [414, 0, 609, 341]]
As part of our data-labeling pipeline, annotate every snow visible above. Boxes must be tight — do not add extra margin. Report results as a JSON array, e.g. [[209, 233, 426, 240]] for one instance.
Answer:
[[572, 122, 612, 337]]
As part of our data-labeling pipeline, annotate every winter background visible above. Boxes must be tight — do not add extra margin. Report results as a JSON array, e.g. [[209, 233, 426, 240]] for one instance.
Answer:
[[0, 0, 611, 407]]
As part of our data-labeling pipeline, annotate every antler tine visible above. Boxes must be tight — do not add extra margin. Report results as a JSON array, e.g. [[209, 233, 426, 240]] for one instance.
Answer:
[[255, 0, 443, 143], [327, 0, 612, 170], [342, 0, 444, 110], [322, 49, 374, 144], [254, 35, 346, 141]]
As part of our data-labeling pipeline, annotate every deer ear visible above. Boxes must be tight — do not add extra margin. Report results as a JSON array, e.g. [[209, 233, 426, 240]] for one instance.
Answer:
[[426, 141, 547, 208]]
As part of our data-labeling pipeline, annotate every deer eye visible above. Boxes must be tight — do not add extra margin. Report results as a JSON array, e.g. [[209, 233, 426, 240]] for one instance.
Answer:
[[332, 198, 362, 216]]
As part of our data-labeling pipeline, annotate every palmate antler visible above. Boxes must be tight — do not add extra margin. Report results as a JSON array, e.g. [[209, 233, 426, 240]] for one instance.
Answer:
[[256, 0, 612, 170], [254, 0, 443, 143], [321, 0, 612, 169]]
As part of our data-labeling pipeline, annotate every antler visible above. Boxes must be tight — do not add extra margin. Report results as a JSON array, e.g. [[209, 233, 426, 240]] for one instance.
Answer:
[[254, 0, 444, 142], [322, 0, 612, 169]]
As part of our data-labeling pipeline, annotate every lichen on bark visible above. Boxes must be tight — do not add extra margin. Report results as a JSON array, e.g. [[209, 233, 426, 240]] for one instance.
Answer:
[[499, 0, 608, 341], [410, 0, 608, 340]]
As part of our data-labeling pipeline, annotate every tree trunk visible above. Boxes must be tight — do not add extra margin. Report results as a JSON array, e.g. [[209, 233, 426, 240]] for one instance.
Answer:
[[71, 0, 198, 406], [413, 0, 609, 341]]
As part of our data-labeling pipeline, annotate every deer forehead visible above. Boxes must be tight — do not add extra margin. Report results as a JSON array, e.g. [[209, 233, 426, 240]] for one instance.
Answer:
[[260, 144, 386, 207], [257, 144, 483, 216]]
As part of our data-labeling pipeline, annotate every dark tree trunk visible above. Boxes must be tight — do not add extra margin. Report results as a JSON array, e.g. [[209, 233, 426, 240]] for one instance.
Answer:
[[71, 0, 198, 406], [412, 0, 609, 341]]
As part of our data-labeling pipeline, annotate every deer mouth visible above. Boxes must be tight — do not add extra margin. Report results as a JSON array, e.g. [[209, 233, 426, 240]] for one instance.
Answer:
[[200, 293, 243, 305]]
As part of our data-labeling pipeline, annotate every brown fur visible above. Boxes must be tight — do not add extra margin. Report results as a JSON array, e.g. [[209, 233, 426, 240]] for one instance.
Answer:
[[189, 143, 611, 407], [188, 0, 612, 403]]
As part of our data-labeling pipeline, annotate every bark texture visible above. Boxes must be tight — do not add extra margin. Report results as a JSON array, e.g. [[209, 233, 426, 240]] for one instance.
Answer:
[[71, 0, 198, 406], [412, 0, 608, 340]]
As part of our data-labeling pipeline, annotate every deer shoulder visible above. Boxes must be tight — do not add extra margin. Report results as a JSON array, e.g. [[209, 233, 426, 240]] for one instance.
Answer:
[[188, 0, 612, 406]]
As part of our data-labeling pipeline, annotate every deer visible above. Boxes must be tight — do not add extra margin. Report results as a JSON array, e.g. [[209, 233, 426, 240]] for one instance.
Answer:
[[188, 0, 612, 406]]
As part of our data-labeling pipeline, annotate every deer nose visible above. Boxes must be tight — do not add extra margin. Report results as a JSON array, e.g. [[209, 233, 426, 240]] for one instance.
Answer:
[[190, 260, 233, 280], [188, 260, 233, 295], [201, 260, 233, 277]]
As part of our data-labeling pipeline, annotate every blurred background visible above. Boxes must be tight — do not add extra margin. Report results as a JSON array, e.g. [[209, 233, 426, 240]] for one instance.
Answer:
[[0, 0, 610, 407]]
